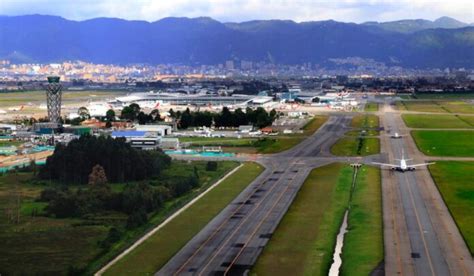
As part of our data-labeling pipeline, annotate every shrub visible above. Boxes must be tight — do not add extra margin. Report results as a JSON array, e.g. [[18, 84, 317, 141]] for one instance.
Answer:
[[206, 161, 218, 171]]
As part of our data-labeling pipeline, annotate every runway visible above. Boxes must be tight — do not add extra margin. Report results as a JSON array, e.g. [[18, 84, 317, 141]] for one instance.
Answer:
[[157, 115, 355, 275], [381, 104, 474, 276], [156, 108, 474, 276]]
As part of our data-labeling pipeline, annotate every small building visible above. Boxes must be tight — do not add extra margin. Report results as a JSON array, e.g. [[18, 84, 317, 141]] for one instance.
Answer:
[[238, 125, 254, 133], [129, 137, 161, 150], [111, 130, 148, 139], [260, 127, 274, 134], [111, 130, 161, 150], [135, 124, 172, 136], [0, 124, 16, 135], [160, 138, 180, 150]]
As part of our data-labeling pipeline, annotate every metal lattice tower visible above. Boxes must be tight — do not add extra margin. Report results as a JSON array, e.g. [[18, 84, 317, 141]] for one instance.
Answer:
[[45, 76, 63, 125]]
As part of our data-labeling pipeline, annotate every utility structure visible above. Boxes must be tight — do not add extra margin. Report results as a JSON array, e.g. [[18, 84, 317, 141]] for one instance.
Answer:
[[45, 76, 63, 125]]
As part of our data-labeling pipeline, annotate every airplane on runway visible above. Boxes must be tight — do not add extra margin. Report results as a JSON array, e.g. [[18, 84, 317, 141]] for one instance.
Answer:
[[390, 132, 406, 139], [372, 150, 434, 172]]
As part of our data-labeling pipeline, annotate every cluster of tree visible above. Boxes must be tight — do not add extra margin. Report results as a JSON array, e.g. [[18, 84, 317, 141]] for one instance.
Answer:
[[39, 135, 171, 184], [38, 163, 200, 231], [171, 107, 277, 129], [120, 103, 163, 124]]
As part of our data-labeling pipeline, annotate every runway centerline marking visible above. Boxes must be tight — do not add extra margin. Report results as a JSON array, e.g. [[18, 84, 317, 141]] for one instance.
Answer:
[[197, 162, 299, 275], [404, 172, 436, 276]]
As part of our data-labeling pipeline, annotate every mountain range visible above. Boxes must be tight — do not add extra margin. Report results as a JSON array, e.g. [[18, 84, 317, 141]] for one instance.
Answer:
[[0, 15, 473, 68]]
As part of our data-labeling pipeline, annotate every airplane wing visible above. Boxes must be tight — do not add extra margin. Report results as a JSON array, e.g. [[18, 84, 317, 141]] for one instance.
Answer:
[[409, 162, 436, 168], [371, 162, 398, 167]]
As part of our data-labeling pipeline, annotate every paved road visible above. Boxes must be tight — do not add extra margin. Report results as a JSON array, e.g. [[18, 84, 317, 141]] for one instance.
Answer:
[[157, 115, 362, 275], [381, 103, 474, 276], [158, 106, 474, 276]]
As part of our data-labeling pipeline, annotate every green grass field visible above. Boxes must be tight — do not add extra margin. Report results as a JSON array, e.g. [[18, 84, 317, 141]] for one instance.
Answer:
[[441, 101, 474, 114], [0, 140, 23, 147], [178, 116, 328, 154], [252, 164, 383, 276], [396, 101, 446, 113], [0, 173, 110, 275], [0, 161, 239, 275], [364, 103, 379, 112], [402, 114, 473, 128], [256, 116, 328, 154], [0, 90, 125, 107], [429, 161, 474, 255], [411, 93, 474, 99], [331, 137, 380, 156], [351, 114, 379, 129], [458, 116, 474, 127], [411, 130, 474, 157], [396, 101, 474, 114], [340, 166, 383, 275], [103, 162, 264, 275], [252, 163, 352, 276]]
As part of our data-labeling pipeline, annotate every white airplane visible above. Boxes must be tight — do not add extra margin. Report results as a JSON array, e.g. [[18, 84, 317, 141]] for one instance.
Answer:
[[372, 150, 434, 172], [390, 132, 406, 139]]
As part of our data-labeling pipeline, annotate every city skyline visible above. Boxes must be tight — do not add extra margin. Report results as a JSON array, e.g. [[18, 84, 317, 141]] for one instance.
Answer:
[[1, 0, 473, 24]]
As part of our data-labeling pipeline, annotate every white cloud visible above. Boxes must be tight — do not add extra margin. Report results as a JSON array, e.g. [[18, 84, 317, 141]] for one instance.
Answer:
[[0, 0, 472, 23]]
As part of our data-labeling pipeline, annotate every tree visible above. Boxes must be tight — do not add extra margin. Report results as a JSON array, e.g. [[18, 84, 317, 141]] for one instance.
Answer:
[[137, 111, 152, 125], [88, 164, 108, 187], [106, 109, 116, 122], [121, 103, 141, 121], [218, 107, 234, 127], [206, 161, 218, 171], [78, 107, 90, 119], [179, 108, 193, 129], [168, 108, 176, 118], [126, 208, 148, 229], [150, 109, 163, 122], [29, 159, 38, 176], [234, 108, 248, 126], [39, 135, 171, 184], [269, 109, 277, 120]]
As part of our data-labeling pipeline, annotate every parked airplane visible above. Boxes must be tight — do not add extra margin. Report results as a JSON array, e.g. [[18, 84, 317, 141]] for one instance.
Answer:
[[372, 150, 434, 172]]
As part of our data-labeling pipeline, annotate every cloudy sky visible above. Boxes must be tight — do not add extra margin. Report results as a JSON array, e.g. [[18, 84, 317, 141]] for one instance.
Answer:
[[1, 0, 473, 23]]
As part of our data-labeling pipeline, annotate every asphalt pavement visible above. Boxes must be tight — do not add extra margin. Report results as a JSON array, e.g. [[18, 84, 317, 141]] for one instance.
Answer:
[[381, 103, 474, 276], [157, 115, 359, 275]]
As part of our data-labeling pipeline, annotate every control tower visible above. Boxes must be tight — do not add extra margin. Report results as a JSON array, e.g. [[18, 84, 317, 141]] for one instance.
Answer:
[[45, 76, 63, 125]]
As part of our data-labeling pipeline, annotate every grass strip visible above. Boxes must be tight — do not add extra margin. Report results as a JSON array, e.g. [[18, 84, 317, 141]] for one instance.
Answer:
[[411, 130, 474, 157], [340, 166, 383, 275], [256, 116, 328, 154], [251, 163, 352, 276], [365, 103, 379, 112], [103, 162, 264, 275], [330, 137, 380, 156], [351, 115, 379, 129], [428, 161, 474, 255], [402, 114, 473, 129]]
